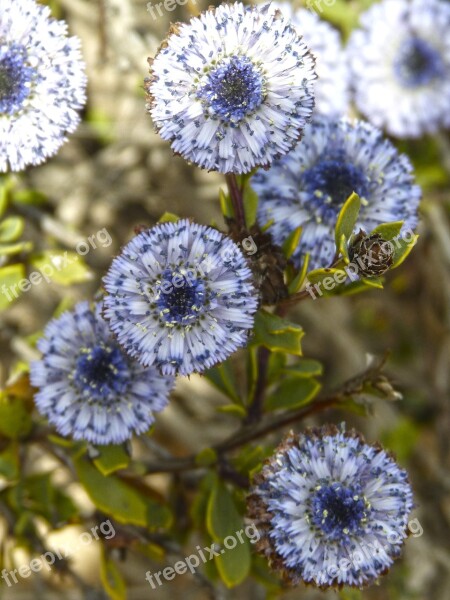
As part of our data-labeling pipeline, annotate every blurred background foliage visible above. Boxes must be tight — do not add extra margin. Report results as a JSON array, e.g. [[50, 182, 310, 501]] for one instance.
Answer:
[[0, 1, 449, 599]]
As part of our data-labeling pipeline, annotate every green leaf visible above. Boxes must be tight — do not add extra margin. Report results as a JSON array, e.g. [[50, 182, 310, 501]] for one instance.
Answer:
[[93, 445, 130, 476], [252, 310, 304, 355], [370, 221, 404, 241], [0, 443, 19, 479], [288, 252, 310, 294], [216, 404, 247, 418], [0, 217, 24, 243], [391, 234, 419, 269], [219, 189, 233, 219], [265, 377, 321, 411], [158, 212, 180, 224], [306, 267, 348, 297], [336, 277, 384, 296], [0, 263, 26, 309], [12, 189, 48, 206], [338, 233, 350, 263], [29, 251, 93, 285], [206, 478, 251, 587], [361, 277, 384, 289], [0, 394, 32, 439], [335, 192, 361, 249], [266, 352, 287, 385], [282, 227, 302, 259], [242, 185, 258, 228], [0, 241, 33, 256], [0, 184, 9, 217], [204, 362, 241, 403], [282, 359, 323, 378], [195, 447, 218, 467], [74, 458, 171, 529], [100, 551, 126, 600]]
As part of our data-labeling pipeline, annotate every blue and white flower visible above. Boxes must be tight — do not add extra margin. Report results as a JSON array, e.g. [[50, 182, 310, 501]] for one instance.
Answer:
[[0, 0, 86, 172], [347, 0, 450, 138], [103, 219, 258, 376], [269, 3, 349, 116], [252, 118, 421, 270], [30, 302, 173, 445], [146, 2, 316, 174], [248, 426, 414, 588]]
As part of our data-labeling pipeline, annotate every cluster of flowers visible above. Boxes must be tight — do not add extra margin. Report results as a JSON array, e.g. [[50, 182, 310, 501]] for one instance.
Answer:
[[1, 0, 433, 589]]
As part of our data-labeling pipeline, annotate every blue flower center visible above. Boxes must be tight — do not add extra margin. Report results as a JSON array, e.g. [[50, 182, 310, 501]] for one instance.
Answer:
[[311, 482, 368, 541], [156, 268, 207, 326], [394, 37, 444, 88], [0, 44, 34, 115], [74, 344, 130, 401], [197, 55, 265, 123], [301, 154, 369, 223]]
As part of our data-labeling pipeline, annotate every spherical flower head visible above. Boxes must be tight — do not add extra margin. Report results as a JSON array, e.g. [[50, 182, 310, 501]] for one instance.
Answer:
[[30, 302, 174, 445], [347, 0, 450, 138], [252, 118, 421, 270], [0, 0, 87, 172], [248, 426, 414, 588], [145, 2, 316, 174], [103, 219, 258, 376], [269, 3, 349, 117]]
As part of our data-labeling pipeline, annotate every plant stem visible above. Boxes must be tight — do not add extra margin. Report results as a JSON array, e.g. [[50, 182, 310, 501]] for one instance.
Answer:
[[141, 356, 388, 476], [244, 346, 270, 425], [225, 173, 246, 230]]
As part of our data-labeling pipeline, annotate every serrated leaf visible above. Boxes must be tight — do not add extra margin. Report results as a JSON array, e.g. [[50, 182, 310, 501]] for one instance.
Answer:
[[265, 377, 321, 411], [282, 227, 302, 259], [100, 551, 126, 600], [335, 192, 361, 249], [370, 221, 404, 241], [391, 234, 419, 269], [206, 478, 250, 587], [93, 445, 130, 476], [158, 212, 180, 224], [29, 251, 93, 285], [0, 263, 26, 309], [74, 458, 171, 529], [282, 359, 323, 378], [0, 217, 24, 243], [252, 310, 304, 355]]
